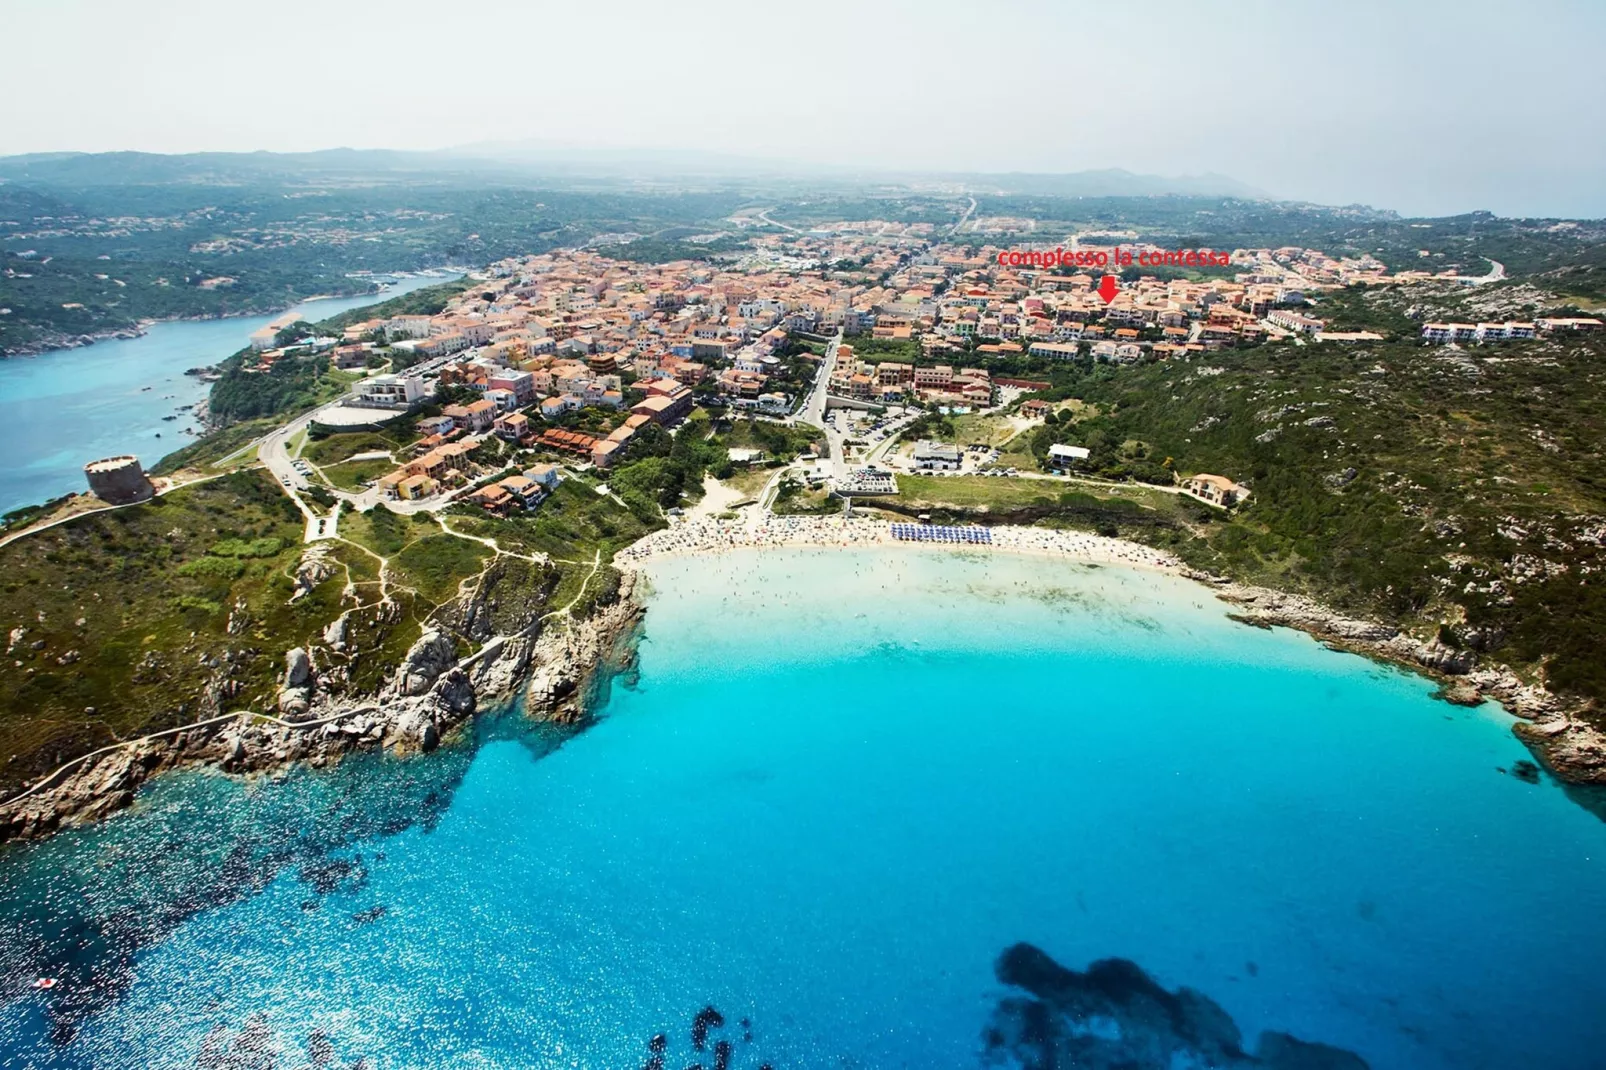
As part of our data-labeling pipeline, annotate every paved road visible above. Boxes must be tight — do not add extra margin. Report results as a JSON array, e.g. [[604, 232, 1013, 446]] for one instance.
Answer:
[[949, 196, 977, 236], [259, 355, 466, 539], [792, 331, 847, 478], [755, 208, 800, 234], [258, 398, 412, 540], [258, 405, 332, 537]]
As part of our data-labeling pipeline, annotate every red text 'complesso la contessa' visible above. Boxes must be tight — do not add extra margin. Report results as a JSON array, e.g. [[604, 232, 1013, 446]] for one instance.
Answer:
[[995, 247, 1232, 268]]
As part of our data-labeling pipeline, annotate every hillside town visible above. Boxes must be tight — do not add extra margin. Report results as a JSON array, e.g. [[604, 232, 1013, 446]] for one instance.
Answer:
[[223, 226, 1587, 517]]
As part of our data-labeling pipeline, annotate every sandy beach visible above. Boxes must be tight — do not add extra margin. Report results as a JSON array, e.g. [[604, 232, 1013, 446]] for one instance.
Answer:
[[613, 515, 1182, 572]]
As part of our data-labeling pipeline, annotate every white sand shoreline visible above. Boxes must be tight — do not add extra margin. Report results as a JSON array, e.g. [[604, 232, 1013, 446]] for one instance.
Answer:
[[613, 515, 1183, 574], [611, 515, 1606, 789]]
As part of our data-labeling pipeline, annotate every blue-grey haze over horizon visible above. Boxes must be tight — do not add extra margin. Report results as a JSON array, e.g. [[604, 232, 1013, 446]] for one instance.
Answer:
[[2, 0, 1603, 218]]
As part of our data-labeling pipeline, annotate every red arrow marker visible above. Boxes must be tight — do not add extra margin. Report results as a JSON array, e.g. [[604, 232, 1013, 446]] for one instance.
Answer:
[[1097, 275, 1120, 304]]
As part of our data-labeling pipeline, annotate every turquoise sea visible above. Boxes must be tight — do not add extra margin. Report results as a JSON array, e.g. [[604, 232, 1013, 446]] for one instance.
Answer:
[[1, 548, 1603, 1069], [0, 274, 456, 516]]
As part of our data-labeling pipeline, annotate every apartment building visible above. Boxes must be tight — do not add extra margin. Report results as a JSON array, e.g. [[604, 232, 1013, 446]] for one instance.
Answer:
[[353, 375, 427, 408]]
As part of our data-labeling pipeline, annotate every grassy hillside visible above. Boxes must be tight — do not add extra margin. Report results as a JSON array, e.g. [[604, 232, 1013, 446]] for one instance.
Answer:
[[0, 472, 309, 788], [0, 468, 660, 796], [945, 334, 1606, 708]]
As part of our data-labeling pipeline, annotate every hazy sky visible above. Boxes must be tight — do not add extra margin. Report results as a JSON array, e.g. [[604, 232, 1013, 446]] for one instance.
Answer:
[[4, 0, 1604, 217]]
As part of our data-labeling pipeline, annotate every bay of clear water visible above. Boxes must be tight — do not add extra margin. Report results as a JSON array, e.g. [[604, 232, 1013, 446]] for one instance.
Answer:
[[0, 548, 1602, 1069], [0, 274, 455, 515]]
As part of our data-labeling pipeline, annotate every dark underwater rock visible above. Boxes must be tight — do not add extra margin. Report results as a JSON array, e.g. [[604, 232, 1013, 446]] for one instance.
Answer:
[[298, 855, 368, 896], [985, 942, 1369, 1070], [691, 1005, 725, 1050]]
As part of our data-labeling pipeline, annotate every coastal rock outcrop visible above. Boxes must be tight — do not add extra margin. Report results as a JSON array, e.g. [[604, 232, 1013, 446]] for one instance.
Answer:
[[0, 663, 490, 840], [277, 687, 312, 719], [1412, 638, 1477, 676], [292, 545, 337, 598], [393, 706, 440, 752], [2, 744, 163, 840], [1210, 582, 1397, 643], [439, 557, 554, 644], [525, 572, 642, 724], [0, 562, 648, 844], [470, 634, 534, 700], [1515, 716, 1606, 784], [1199, 571, 1606, 788], [393, 630, 458, 697], [284, 647, 313, 688], [323, 612, 350, 651], [434, 668, 476, 716]]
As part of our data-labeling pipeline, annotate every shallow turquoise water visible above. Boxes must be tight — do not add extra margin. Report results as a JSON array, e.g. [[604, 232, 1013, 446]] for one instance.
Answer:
[[1, 548, 1603, 1068], [0, 274, 454, 515]]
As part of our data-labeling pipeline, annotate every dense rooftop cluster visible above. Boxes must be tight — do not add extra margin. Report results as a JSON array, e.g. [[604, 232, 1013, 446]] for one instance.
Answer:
[[261, 226, 1544, 512]]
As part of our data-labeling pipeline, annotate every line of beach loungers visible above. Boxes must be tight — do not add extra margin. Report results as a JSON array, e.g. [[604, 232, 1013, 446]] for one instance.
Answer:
[[611, 516, 1180, 571], [889, 523, 992, 544]]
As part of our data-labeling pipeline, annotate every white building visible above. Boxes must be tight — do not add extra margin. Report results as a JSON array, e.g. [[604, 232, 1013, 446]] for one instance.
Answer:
[[911, 440, 962, 470], [1424, 321, 1540, 344], [385, 315, 434, 340], [523, 464, 562, 490], [1536, 317, 1604, 334], [1048, 444, 1090, 465], [1267, 309, 1325, 335], [353, 374, 427, 408]]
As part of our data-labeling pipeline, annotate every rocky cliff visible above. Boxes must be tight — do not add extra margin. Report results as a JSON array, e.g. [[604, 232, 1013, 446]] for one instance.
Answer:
[[0, 573, 644, 844]]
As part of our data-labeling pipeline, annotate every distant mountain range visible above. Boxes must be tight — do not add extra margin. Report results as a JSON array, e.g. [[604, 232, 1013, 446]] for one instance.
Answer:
[[449, 141, 1272, 198], [0, 145, 1270, 200], [909, 168, 1270, 200]]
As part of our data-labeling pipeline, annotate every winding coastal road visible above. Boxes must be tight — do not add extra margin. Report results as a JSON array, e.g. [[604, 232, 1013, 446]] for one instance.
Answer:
[[259, 353, 463, 540], [755, 209, 800, 233], [1470, 258, 1506, 285]]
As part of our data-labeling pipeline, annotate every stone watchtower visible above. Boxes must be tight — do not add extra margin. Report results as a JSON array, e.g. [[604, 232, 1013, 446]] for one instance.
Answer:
[[83, 455, 155, 505]]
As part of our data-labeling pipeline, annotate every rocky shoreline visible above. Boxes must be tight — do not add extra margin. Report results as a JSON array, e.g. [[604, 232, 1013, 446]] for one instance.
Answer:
[[0, 325, 149, 359], [0, 573, 645, 844], [0, 289, 387, 361], [1195, 571, 1606, 786]]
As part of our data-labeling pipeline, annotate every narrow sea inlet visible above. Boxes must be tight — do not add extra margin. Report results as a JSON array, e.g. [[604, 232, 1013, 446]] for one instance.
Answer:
[[1, 548, 1603, 1069], [0, 274, 453, 516]]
